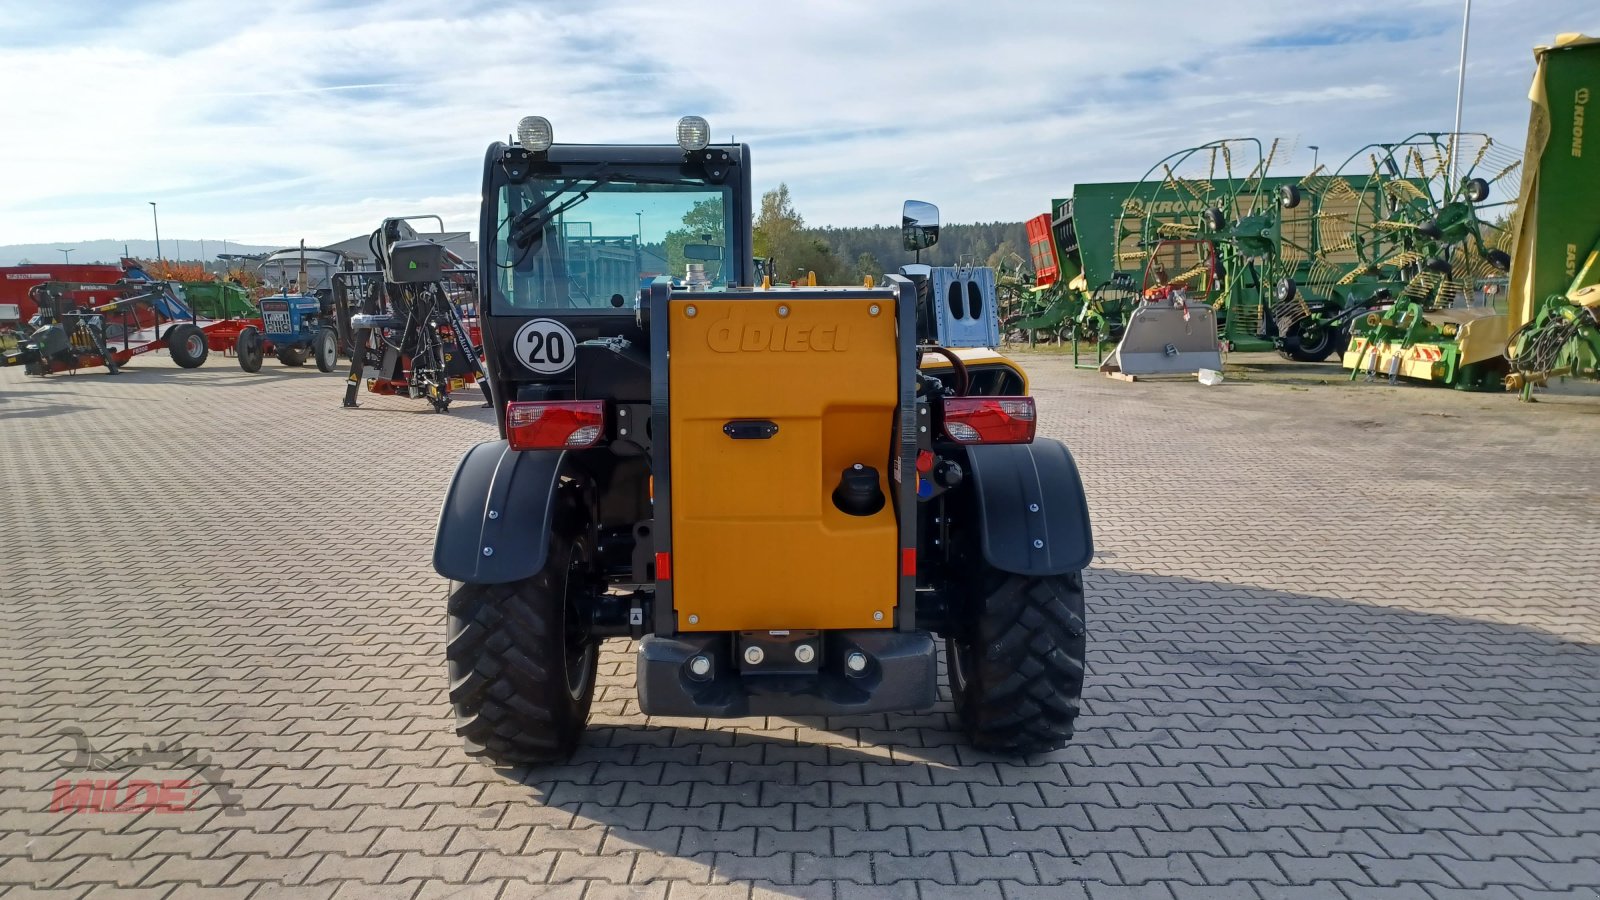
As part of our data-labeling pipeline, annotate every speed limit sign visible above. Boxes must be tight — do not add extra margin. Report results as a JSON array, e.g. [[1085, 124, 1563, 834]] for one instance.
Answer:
[[512, 318, 577, 374]]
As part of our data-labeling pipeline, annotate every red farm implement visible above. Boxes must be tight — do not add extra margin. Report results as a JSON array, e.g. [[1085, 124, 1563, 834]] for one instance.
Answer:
[[1, 263, 125, 329], [2, 271, 259, 376]]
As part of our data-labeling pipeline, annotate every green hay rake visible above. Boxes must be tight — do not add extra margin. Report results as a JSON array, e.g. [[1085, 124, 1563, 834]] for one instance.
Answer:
[[1328, 133, 1522, 389], [1113, 138, 1339, 357]]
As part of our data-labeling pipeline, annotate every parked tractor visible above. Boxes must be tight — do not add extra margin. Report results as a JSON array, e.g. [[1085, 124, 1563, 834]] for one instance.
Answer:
[[234, 291, 339, 373], [432, 116, 1094, 764]]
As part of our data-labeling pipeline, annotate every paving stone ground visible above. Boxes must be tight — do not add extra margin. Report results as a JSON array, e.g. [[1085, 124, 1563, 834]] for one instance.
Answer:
[[1, 351, 1597, 899]]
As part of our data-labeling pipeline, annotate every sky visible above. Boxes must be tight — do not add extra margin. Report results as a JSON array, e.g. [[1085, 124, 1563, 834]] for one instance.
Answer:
[[0, 0, 1595, 248]]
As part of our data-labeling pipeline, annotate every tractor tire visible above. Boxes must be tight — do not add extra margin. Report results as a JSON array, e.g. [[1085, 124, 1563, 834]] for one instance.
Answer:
[[1279, 324, 1337, 362], [445, 523, 598, 765], [236, 327, 264, 373], [1464, 177, 1490, 203], [167, 324, 209, 369], [277, 345, 307, 367], [1200, 208, 1225, 232], [1279, 184, 1301, 209], [947, 570, 1086, 756], [313, 327, 337, 373], [1486, 249, 1512, 272]]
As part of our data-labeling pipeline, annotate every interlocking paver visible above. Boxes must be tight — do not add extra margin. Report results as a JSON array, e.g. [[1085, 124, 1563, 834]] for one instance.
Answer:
[[3, 354, 1598, 900], [141, 853, 243, 887], [1000, 881, 1093, 900]]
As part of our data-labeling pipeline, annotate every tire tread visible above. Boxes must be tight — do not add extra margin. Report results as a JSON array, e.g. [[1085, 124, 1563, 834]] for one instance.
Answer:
[[445, 566, 594, 764], [950, 571, 1086, 755]]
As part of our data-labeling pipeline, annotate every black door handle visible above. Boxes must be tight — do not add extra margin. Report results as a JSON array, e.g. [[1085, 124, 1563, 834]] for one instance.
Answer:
[[723, 420, 779, 440]]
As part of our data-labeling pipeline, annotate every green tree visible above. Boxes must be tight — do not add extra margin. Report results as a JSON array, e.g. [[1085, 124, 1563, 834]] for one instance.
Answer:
[[754, 184, 803, 258], [987, 240, 1024, 272], [665, 198, 728, 279], [855, 251, 881, 282], [754, 184, 844, 284]]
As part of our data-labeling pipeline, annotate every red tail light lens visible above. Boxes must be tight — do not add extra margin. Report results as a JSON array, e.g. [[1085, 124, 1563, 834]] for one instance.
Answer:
[[941, 397, 1036, 444], [506, 400, 605, 450]]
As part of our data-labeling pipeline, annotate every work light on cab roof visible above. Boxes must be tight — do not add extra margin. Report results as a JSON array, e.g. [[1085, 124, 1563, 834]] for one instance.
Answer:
[[676, 116, 711, 151], [513, 115, 711, 152], [517, 116, 553, 152]]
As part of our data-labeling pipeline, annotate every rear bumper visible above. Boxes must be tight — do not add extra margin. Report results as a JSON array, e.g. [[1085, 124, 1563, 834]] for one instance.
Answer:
[[637, 630, 937, 717]]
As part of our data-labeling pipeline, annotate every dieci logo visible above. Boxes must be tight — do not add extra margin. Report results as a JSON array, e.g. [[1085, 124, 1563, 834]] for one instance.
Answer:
[[707, 316, 849, 353], [1575, 87, 1590, 158]]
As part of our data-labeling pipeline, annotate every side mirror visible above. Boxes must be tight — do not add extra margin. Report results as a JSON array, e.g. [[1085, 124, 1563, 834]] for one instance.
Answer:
[[902, 200, 940, 252]]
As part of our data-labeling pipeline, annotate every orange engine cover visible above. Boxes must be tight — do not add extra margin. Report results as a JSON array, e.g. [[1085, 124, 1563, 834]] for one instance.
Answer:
[[667, 294, 899, 631]]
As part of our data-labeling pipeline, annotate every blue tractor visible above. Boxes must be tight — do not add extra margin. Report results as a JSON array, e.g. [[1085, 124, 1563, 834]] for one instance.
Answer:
[[235, 291, 338, 372]]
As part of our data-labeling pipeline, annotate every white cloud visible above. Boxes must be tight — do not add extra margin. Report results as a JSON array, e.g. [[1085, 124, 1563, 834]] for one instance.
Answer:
[[0, 0, 1594, 247]]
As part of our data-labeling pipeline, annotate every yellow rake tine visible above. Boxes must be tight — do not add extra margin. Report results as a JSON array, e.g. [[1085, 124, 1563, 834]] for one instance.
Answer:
[[1470, 140, 1490, 172], [1490, 160, 1521, 184], [1152, 263, 1212, 287]]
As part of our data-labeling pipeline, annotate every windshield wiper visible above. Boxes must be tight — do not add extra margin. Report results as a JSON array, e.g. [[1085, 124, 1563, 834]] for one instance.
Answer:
[[506, 168, 708, 249], [508, 164, 611, 248]]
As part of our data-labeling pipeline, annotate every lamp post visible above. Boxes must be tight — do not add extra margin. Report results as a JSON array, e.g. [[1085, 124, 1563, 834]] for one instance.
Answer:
[[149, 202, 163, 261], [1308, 145, 1320, 174], [57, 248, 73, 263], [635, 211, 643, 245], [1450, 0, 1472, 181]]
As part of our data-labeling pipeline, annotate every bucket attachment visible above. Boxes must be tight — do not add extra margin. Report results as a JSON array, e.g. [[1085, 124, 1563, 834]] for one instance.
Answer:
[[1101, 291, 1222, 377]]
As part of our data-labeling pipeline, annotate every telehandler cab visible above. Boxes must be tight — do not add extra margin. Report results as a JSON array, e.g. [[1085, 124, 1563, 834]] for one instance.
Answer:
[[434, 116, 1095, 763]]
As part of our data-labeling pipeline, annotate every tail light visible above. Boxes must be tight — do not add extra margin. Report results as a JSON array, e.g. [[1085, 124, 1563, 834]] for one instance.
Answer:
[[941, 397, 1036, 444], [506, 400, 605, 450]]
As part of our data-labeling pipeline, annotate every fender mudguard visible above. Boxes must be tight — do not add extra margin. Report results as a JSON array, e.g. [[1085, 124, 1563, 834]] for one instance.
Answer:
[[433, 440, 565, 583], [964, 437, 1094, 576]]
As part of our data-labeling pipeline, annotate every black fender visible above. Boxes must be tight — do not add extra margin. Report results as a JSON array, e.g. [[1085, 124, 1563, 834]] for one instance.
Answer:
[[433, 440, 566, 583], [963, 437, 1094, 576]]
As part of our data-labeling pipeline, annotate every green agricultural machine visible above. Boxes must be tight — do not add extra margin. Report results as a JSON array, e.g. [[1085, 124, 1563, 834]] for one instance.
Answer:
[[1505, 34, 1600, 399], [1114, 139, 1320, 356], [1507, 247, 1600, 397], [1014, 214, 1087, 346], [1331, 132, 1522, 389], [1022, 182, 1181, 368], [1023, 138, 1400, 367], [179, 281, 258, 320]]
